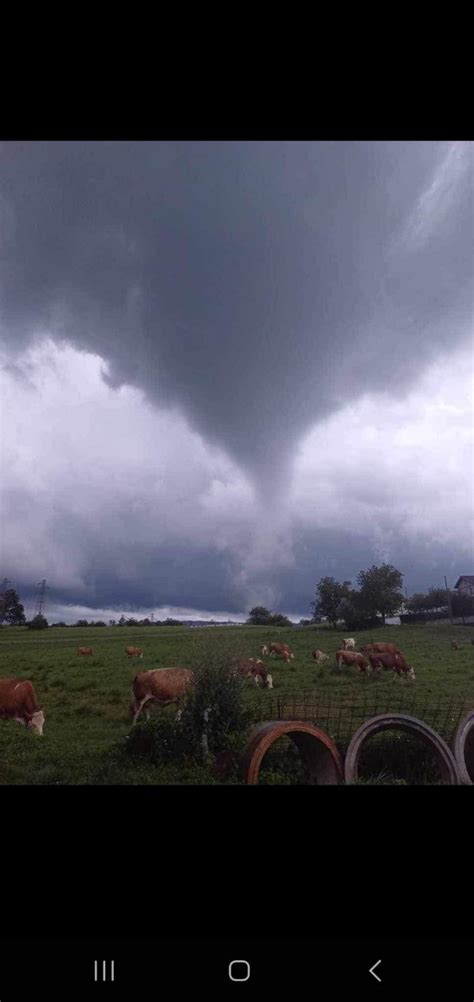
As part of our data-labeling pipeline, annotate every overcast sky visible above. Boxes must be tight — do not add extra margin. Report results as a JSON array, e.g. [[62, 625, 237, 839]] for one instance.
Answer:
[[1, 141, 472, 622]]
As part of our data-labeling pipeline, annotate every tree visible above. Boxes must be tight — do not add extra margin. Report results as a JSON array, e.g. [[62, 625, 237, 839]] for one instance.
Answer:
[[0, 588, 26, 625], [28, 614, 48, 630], [357, 564, 404, 625], [118, 615, 127, 626], [311, 578, 352, 629], [51, 621, 67, 627], [425, 587, 449, 611], [247, 606, 273, 625], [406, 592, 430, 613], [126, 617, 138, 626], [75, 619, 89, 627], [337, 593, 381, 630], [109, 620, 116, 627], [451, 591, 474, 623], [269, 613, 292, 627]]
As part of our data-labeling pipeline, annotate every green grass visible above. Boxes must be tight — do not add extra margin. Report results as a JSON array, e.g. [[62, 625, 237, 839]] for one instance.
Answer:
[[0, 623, 472, 784]]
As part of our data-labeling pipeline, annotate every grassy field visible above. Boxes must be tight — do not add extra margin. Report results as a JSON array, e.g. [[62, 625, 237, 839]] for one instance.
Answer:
[[0, 623, 472, 784]]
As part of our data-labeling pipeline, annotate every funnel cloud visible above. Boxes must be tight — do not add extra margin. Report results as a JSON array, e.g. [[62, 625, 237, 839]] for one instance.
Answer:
[[0, 141, 472, 620]]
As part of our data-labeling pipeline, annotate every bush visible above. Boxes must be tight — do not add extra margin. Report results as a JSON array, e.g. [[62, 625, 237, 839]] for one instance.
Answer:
[[125, 714, 192, 765], [27, 614, 49, 630], [125, 640, 252, 769], [270, 614, 292, 627], [179, 646, 251, 757]]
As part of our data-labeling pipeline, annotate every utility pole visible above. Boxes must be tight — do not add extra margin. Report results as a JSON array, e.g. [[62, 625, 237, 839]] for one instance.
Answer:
[[444, 576, 453, 625]]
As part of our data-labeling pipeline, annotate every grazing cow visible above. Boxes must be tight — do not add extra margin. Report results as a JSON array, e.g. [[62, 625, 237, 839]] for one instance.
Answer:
[[131, 667, 194, 724], [343, 638, 356, 651], [269, 642, 294, 660], [125, 646, 144, 658], [231, 658, 273, 688], [361, 642, 404, 657], [368, 651, 406, 671], [78, 646, 93, 656], [261, 645, 269, 656], [0, 679, 45, 735], [451, 640, 461, 650], [312, 649, 329, 662], [369, 652, 415, 680], [336, 650, 371, 673]]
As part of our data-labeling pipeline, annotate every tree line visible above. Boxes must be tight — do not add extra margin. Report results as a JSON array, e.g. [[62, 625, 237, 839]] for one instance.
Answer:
[[311, 565, 474, 629], [2, 569, 473, 631], [0, 591, 188, 629]]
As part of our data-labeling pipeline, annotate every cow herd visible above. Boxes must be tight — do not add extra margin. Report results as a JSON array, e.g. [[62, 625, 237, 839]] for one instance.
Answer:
[[334, 639, 417, 680], [0, 635, 418, 739]]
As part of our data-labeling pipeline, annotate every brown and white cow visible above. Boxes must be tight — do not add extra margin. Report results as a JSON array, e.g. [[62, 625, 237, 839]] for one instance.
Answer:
[[232, 658, 273, 688], [369, 652, 416, 680], [361, 642, 404, 657], [312, 649, 329, 662], [343, 638, 356, 651], [130, 667, 194, 724], [451, 640, 461, 650], [336, 650, 371, 674], [0, 679, 45, 735], [368, 651, 408, 672], [261, 645, 269, 656], [78, 646, 94, 656], [126, 646, 144, 658], [269, 643, 294, 660]]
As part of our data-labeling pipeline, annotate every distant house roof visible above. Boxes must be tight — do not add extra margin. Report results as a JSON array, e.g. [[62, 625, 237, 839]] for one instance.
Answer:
[[454, 576, 474, 589]]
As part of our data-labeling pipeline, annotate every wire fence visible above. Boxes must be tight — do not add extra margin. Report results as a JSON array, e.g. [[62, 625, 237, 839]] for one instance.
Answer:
[[243, 690, 472, 752]]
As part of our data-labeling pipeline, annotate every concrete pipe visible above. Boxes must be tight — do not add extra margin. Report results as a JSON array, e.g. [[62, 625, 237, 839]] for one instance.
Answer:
[[453, 710, 474, 785], [344, 713, 460, 785], [242, 720, 344, 785]]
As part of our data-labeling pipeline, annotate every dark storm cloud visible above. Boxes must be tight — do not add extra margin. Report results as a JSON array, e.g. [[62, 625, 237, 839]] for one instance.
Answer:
[[47, 544, 243, 615], [1, 141, 471, 487], [266, 526, 471, 617], [12, 519, 468, 622]]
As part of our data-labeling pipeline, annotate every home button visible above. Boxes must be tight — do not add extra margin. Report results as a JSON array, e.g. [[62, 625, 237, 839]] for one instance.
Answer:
[[229, 960, 251, 982]]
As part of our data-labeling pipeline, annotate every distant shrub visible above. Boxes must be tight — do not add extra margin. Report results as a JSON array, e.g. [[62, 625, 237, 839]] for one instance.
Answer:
[[27, 614, 49, 630], [247, 607, 293, 627], [270, 613, 292, 627]]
